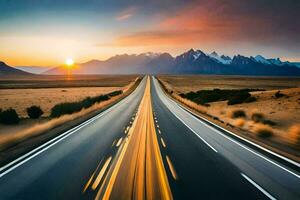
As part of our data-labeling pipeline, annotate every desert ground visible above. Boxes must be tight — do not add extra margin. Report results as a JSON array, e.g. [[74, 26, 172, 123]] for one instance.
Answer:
[[0, 87, 124, 117], [158, 75, 300, 148], [0, 75, 138, 137], [0, 74, 137, 89], [159, 75, 300, 92]]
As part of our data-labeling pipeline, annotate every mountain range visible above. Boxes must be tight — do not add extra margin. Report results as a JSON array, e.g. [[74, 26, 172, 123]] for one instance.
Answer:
[[0, 61, 31, 76], [1, 49, 300, 76]]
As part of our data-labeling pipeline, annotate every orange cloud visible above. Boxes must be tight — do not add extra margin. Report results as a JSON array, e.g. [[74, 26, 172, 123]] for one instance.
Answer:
[[109, 0, 298, 49]]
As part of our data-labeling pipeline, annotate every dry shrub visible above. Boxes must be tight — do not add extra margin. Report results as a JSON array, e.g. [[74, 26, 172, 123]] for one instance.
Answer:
[[288, 124, 300, 145], [173, 93, 207, 114], [251, 112, 264, 123], [234, 118, 246, 128], [231, 109, 246, 119], [158, 79, 208, 114], [253, 124, 274, 138], [0, 79, 140, 151]]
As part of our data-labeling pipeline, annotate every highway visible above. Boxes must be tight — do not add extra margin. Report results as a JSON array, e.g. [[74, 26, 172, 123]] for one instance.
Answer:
[[0, 76, 299, 199]]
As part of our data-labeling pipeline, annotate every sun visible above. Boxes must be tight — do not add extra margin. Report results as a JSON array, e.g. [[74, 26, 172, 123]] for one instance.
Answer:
[[65, 58, 74, 67]]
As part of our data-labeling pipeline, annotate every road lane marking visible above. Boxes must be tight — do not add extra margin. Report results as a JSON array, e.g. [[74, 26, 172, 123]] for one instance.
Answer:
[[153, 77, 300, 179], [83, 157, 104, 193], [170, 111, 218, 153], [166, 156, 178, 180], [0, 77, 146, 178], [96, 76, 173, 200], [124, 126, 130, 134], [161, 138, 166, 148], [241, 173, 276, 200], [158, 129, 161, 134], [111, 139, 116, 147], [83, 172, 95, 193], [116, 138, 123, 147], [175, 102, 300, 179], [92, 156, 112, 190]]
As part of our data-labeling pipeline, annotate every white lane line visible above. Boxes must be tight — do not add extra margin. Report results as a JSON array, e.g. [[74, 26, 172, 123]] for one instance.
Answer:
[[153, 77, 300, 179], [171, 110, 218, 153], [0, 78, 146, 178], [175, 102, 300, 179], [0, 114, 95, 173], [116, 138, 123, 147], [241, 173, 276, 200], [177, 101, 300, 168]]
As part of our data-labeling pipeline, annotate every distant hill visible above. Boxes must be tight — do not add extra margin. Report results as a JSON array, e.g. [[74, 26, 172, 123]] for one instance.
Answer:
[[43, 50, 300, 76], [15, 66, 52, 74], [0, 61, 31, 76]]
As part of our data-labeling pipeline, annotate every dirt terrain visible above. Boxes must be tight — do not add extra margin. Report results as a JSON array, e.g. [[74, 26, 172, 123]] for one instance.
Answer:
[[158, 75, 300, 148], [0, 87, 124, 117], [0, 74, 137, 89], [159, 75, 300, 92], [0, 75, 137, 117], [0, 76, 141, 158], [0, 75, 138, 139]]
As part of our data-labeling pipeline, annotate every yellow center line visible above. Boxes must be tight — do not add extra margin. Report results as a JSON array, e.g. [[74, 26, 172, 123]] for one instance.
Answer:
[[92, 156, 112, 190], [82, 172, 95, 193], [94, 76, 173, 200], [166, 156, 178, 180], [82, 157, 104, 193]]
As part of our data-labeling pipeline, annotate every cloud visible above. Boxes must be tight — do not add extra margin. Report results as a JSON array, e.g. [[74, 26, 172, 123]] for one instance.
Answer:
[[116, 14, 133, 21], [97, 29, 208, 47], [106, 0, 300, 51], [115, 6, 137, 21]]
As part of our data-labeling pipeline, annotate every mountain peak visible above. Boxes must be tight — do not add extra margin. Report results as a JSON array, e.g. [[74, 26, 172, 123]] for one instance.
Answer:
[[254, 55, 270, 65], [0, 61, 31, 76], [211, 51, 218, 57]]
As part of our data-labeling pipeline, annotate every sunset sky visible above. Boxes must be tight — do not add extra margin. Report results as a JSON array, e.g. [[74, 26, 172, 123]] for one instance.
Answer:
[[0, 0, 299, 66]]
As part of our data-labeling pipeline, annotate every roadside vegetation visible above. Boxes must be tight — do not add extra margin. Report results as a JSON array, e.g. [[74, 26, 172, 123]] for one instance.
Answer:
[[158, 76, 300, 158], [179, 88, 261, 106], [50, 90, 122, 118], [0, 108, 20, 124], [27, 106, 44, 119], [0, 77, 141, 153]]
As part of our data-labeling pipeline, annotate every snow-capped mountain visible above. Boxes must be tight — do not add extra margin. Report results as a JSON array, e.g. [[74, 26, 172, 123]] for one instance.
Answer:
[[254, 55, 271, 65], [43, 48, 300, 76], [208, 51, 232, 64]]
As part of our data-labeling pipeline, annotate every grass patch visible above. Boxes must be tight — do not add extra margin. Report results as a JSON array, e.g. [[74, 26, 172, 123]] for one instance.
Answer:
[[231, 109, 246, 119], [27, 106, 44, 119], [251, 112, 264, 123], [179, 88, 262, 105], [0, 108, 20, 124], [50, 90, 122, 118], [274, 91, 286, 98], [253, 124, 274, 138], [289, 124, 300, 146], [251, 112, 276, 126], [244, 96, 257, 103], [234, 118, 246, 128]]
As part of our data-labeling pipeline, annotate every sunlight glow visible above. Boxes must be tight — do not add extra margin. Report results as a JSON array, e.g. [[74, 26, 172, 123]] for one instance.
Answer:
[[65, 58, 74, 66]]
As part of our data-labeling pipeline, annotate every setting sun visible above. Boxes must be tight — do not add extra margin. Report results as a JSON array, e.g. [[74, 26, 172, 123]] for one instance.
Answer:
[[65, 58, 74, 66]]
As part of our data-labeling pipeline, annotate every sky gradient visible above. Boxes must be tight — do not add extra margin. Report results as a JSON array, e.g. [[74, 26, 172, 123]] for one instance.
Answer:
[[0, 0, 299, 66]]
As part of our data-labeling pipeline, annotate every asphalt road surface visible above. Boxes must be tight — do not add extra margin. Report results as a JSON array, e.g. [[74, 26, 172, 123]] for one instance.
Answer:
[[0, 76, 299, 200]]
